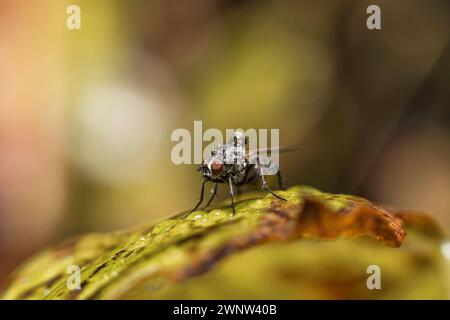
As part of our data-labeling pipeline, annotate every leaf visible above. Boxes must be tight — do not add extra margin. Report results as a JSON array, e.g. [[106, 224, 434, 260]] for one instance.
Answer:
[[1, 185, 444, 300]]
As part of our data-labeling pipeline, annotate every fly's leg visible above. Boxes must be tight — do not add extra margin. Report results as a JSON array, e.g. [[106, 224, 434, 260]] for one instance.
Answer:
[[261, 174, 287, 201], [257, 157, 287, 201], [205, 183, 219, 208], [190, 180, 206, 212], [228, 176, 236, 215], [277, 168, 285, 190]]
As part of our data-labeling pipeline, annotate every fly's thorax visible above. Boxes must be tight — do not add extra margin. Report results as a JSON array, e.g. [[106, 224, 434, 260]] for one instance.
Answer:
[[202, 141, 247, 174]]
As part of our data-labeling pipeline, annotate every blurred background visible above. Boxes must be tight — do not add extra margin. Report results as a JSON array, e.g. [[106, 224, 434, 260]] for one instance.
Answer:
[[0, 0, 449, 288]]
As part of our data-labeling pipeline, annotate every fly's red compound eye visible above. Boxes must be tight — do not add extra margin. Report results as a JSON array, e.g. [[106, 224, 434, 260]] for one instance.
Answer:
[[210, 159, 224, 176]]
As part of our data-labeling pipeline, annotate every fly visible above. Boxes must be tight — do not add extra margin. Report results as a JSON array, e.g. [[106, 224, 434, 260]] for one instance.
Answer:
[[191, 131, 299, 214]]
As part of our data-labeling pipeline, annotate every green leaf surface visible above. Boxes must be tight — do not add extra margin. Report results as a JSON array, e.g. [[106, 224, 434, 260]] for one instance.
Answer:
[[1, 185, 446, 299]]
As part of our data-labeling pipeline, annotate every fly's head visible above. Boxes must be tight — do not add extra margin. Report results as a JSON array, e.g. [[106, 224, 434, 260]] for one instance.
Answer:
[[198, 150, 225, 180]]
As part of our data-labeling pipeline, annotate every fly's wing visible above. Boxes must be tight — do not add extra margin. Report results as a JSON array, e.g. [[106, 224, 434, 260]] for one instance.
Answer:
[[248, 146, 301, 154], [246, 146, 300, 175], [247, 146, 301, 161]]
